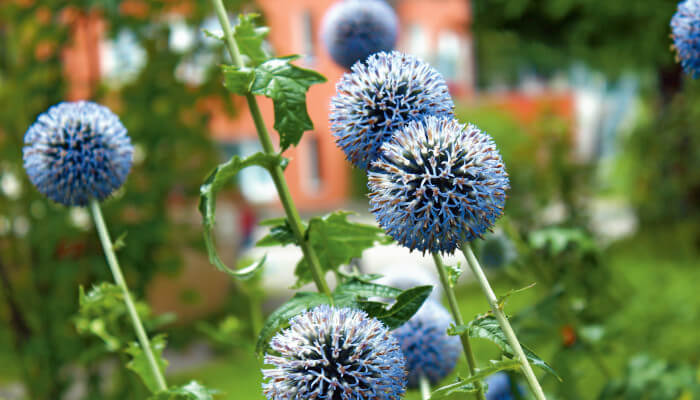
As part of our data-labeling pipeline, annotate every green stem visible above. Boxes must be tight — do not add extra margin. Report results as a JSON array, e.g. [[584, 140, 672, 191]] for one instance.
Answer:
[[89, 200, 167, 392], [211, 0, 332, 299], [419, 374, 431, 400], [432, 253, 486, 400], [461, 243, 546, 400]]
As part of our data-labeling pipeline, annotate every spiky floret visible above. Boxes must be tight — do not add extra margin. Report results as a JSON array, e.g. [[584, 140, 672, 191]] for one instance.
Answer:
[[330, 51, 454, 170], [368, 116, 509, 254], [391, 299, 460, 387], [672, 0, 700, 77], [23, 101, 133, 206], [262, 305, 407, 400], [320, 0, 398, 69]]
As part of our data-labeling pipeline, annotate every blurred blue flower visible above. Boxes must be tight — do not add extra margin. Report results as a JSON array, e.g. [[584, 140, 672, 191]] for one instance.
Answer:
[[23, 101, 133, 206], [262, 305, 407, 400], [368, 116, 509, 254], [485, 372, 522, 400], [671, 0, 700, 77], [391, 299, 460, 387], [330, 51, 454, 170], [320, 0, 398, 69]]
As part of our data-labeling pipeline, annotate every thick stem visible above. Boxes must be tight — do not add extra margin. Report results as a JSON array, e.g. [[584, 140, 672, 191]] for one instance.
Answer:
[[211, 0, 332, 299], [89, 200, 167, 392], [431, 253, 486, 400], [419, 374, 431, 400], [461, 243, 547, 400]]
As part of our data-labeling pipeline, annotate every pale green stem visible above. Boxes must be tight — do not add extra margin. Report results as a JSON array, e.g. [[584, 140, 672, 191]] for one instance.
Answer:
[[461, 243, 547, 400], [432, 253, 486, 400], [419, 374, 431, 400], [211, 0, 332, 299], [89, 200, 167, 392]]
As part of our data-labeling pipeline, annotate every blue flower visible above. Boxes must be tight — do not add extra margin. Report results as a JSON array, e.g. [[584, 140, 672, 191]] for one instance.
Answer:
[[671, 0, 700, 77], [262, 305, 407, 400], [485, 372, 522, 400], [391, 299, 460, 387], [368, 116, 509, 254], [330, 51, 454, 170], [320, 0, 399, 69], [23, 101, 133, 206]]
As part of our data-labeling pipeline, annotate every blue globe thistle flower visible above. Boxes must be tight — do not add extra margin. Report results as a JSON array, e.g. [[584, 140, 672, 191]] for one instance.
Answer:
[[391, 299, 460, 387], [262, 305, 407, 400], [23, 101, 133, 206], [485, 372, 522, 400], [320, 0, 399, 69], [330, 51, 454, 170], [671, 0, 700, 77], [368, 116, 509, 254], [476, 232, 518, 269]]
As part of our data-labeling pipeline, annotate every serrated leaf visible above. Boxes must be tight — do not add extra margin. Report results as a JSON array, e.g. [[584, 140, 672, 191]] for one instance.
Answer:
[[248, 56, 326, 150], [334, 278, 403, 299], [233, 14, 270, 66], [125, 334, 169, 394], [221, 65, 255, 95], [256, 292, 330, 354], [149, 381, 218, 400], [294, 211, 389, 287], [465, 315, 561, 380], [75, 283, 151, 351], [358, 285, 432, 329], [446, 263, 462, 288], [256, 218, 299, 247], [430, 359, 521, 400], [199, 153, 283, 278]]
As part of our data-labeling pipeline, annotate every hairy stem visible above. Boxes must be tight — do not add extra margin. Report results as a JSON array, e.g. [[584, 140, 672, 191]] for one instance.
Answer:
[[431, 253, 486, 400], [89, 200, 167, 392], [211, 0, 332, 299], [461, 243, 547, 400]]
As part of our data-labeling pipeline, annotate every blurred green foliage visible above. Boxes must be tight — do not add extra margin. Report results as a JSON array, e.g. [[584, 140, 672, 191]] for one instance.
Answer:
[[0, 1, 246, 398]]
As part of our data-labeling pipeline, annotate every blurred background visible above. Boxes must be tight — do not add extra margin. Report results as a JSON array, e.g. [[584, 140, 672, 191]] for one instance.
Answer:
[[0, 0, 699, 399]]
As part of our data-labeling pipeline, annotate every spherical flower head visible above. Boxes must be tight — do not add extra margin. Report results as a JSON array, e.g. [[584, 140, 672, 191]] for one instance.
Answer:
[[391, 299, 460, 387], [672, 0, 700, 77], [262, 305, 407, 400], [320, 0, 398, 69], [330, 51, 454, 170], [23, 101, 133, 206], [485, 372, 522, 400], [368, 116, 509, 254]]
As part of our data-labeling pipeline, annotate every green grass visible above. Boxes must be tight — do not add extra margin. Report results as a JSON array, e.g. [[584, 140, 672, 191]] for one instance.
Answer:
[[172, 224, 700, 399]]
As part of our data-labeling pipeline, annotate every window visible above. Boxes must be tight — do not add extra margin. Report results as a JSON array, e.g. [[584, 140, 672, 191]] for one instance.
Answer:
[[303, 135, 323, 194], [300, 10, 315, 65]]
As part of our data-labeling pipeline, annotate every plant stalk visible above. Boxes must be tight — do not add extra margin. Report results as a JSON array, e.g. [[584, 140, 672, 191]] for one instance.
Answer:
[[419, 374, 431, 400], [461, 243, 546, 400], [89, 200, 167, 392], [211, 0, 332, 299], [431, 253, 486, 400]]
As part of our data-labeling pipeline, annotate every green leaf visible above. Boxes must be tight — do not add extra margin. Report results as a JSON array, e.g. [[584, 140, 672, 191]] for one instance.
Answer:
[[199, 153, 283, 278], [358, 285, 432, 329], [75, 283, 151, 351], [497, 282, 536, 310], [149, 381, 218, 400], [294, 211, 389, 287], [221, 65, 255, 95], [446, 263, 463, 288], [113, 231, 127, 251], [255, 292, 330, 354], [462, 315, 561, 380], [248, 56, 326, 150], [233, 14, 270, 66], [430, 359, 521, 400], [256, 218, 299, 247], [125, 334, 169, 394], [333, 278, 403, 299]]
